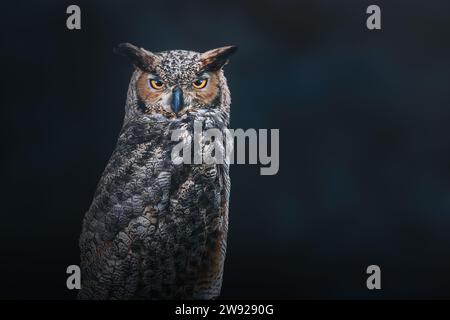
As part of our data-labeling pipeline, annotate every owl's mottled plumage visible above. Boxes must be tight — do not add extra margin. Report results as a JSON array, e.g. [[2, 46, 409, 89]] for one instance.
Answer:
[[78, 43, 236, 299]]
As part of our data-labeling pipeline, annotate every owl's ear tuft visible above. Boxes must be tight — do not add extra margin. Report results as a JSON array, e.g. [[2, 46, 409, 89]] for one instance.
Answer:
[[114, 43, 160, 72], [199, 45, 237, 72]]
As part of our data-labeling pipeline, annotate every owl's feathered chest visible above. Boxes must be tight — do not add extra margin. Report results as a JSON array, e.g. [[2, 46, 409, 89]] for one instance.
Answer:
[[79, 114, 230, 299]]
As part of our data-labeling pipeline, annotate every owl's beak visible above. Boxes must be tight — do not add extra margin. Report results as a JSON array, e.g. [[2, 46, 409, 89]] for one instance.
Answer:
[[171, 87, 184, 114]]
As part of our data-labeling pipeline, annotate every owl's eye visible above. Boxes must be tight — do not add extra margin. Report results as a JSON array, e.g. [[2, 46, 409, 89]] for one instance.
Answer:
[[149, 79, 164, 90], [193, 78, 208, 89]]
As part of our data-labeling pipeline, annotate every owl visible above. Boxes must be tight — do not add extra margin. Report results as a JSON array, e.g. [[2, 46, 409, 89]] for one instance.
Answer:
[[78, 43, 236, 300]]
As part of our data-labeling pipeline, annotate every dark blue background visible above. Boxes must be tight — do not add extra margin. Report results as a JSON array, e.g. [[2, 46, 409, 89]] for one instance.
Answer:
[[2, 0, 450, 299]]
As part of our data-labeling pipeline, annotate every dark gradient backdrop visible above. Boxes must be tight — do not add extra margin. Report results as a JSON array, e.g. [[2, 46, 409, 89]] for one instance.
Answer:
[[2, 0, 450, 299]]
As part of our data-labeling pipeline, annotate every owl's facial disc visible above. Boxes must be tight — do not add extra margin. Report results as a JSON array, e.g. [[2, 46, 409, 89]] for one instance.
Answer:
[[136, 71, 220, 118], [116, 43, 236, 117]]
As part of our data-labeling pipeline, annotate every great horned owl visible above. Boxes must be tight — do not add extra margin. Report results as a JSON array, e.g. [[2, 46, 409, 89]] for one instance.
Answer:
[[78, 43, 236, 299]]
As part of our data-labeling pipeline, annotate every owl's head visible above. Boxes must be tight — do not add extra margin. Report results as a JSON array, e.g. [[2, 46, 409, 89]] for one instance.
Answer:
[[115, 43, 237, 120]]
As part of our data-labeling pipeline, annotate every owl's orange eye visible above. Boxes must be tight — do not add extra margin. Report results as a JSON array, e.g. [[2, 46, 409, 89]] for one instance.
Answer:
[[149, 79, 164, 90], [193, 78, 208, 89]]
